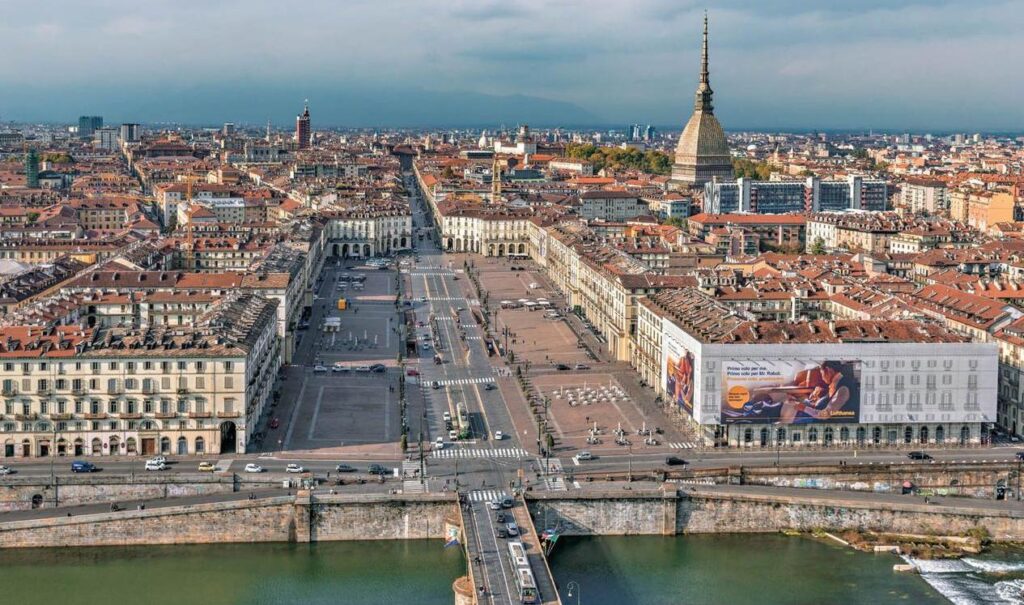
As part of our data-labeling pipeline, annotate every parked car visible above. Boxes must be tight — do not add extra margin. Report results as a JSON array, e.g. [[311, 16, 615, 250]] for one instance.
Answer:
[[555, 364, 571, 371], [285, 464, 305, 473], [368, 464, 387, 475], [574, 363, 590, 370], [313, 365, 328, 373], [197, 461, 216, 472], [442, 411, 451, 422], [145, 460, 167, 471], [501, 496, 514, 509], [0, 465, 14, 475], [269, 418, 280, 429], [370, 364, 386, 373], [332, 364, 350, 373], [907, 451, 932, 460], [496, 526, 508, 538], [71, 461, 97, 473], [506, 522, 520, 536], [244, 463, 264, 473], [354, 365, 371, 372], [576, 451, 594, 461], [665, 456, 687, 466], [495, 512, 507, 523], [335, 463, 356, 472]]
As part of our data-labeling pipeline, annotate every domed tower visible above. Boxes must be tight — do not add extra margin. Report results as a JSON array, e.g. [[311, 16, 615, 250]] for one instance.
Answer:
[[671, 14, 733, 189]]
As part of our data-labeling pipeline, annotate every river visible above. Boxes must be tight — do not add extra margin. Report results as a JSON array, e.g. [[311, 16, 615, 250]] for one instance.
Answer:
[[4, 535, 1024, 604]]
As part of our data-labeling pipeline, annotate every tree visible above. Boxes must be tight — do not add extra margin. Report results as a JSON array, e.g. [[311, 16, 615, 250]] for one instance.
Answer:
[[663, 216, 686, 229], [545, 433, 555, 451], [400, 434, 408, 453], [810, 237, 826, 255], [508, 350, 515, 364], [731, 158, 776, 180], [26, 212, 39, 224]]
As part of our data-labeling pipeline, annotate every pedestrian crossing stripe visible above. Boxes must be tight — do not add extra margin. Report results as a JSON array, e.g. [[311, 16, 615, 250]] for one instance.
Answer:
[[668, 442, 700, 449], [432, 448, 529, 459], [214, 459, 233, 472], [402, 480, 427, 494], [429, 376, 495, 387], [468, 489, 510, 502]]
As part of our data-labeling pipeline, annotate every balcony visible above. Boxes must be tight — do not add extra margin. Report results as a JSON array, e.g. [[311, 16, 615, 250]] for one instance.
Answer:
[[14, 413, 38, 421], [72, 388, 90, 396], [218, 411, 241, 419], [120, 413, 143, 420], [1, 388, 18, 397], [189, 412, 212, 419], [84, 413, 108, 420], [49, 413, 72, 421], [155, 412, 177, 419], [177, 387, 189, 394]]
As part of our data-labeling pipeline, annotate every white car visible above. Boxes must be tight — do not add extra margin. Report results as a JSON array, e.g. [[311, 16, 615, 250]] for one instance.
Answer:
[[244, 463, 263, 473], [0, 465, 12, 475], [576, 451, 594, 461], [493, 431, 503, 441], [313, 365, 328, 373], [144, 461, 167, 471], [285, 464, 305, 473], [435, 437, 444, 449], [332, 364, 350, 373], [148, 456, 167, 465]]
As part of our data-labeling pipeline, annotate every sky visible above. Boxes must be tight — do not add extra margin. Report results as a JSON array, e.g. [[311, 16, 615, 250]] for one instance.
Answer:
[[0, 0, 1022, 131]]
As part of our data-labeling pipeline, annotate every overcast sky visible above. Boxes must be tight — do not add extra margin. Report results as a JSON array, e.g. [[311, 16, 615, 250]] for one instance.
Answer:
[[1, 0, 1022, 131]]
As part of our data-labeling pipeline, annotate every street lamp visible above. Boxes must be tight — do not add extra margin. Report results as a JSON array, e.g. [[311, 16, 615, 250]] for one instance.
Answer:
[[566, 581, 581, 605]]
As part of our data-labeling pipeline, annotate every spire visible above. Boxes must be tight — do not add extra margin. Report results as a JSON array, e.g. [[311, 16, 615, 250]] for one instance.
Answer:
[[694, 11, 714, 113]]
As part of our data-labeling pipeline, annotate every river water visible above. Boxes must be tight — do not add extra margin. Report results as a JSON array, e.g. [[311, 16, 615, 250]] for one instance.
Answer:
[[3, 535, 1023, 604]]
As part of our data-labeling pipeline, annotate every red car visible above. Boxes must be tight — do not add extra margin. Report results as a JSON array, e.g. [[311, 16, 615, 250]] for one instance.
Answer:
[[406, 369, 420, 377], [269, 418, 280, 429]]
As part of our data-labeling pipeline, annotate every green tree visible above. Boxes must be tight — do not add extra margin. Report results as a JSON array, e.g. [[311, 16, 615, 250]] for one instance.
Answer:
[[545, 433, 555, 451], [26, 212, 39, 224], [400, 434, 408, 453], [663, 216, 686, 228], [810, 237, 826, 255]]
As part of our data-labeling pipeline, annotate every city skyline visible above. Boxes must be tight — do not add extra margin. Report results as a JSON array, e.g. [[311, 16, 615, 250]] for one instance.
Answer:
[[1, 0, 1022, 131]]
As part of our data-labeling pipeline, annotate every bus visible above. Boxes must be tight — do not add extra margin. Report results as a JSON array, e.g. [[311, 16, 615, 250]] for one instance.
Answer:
[[337, 298, 347, 311], [513, 567, 539, 604], [507, 541, 529, 568]]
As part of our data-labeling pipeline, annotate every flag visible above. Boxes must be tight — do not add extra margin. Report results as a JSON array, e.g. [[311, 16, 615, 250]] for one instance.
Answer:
[[444, 538, 460, 548]]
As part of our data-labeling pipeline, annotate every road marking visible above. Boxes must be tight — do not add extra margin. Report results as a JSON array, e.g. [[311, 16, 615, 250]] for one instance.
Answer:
[[429, 376, 495, 386], [432, 448, 529, 459], [469, 489, 510, 502], [571, 456, 580, 466], [668, 442, 700, 449], [282, 373, 309, 449], [214, 459, 233, 472], [307, 385, 325, 441]]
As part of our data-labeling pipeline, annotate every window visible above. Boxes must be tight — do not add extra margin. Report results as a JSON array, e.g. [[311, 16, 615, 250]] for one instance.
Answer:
[[108, 401, 118, 414], [224, 376, 234, 389]]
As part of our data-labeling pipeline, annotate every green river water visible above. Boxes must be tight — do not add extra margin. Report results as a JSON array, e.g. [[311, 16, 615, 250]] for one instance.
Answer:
[[5, 534, 1015, 605]]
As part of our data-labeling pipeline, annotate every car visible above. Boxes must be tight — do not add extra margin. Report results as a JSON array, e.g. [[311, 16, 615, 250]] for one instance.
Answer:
[[285, 464, 305, 473], [442, 411, 451, 422], [418, 297, 427, 303], [444, 421, 453, 431], [335, 463, 356, 472], [494, 431, 503, 441], [907, 451, 932, 460], [422, 343, 432, 351], [665, 456, 688, 466], [555, 364, 571, 371], [489, 500, 502, 511], [313, 365, 328, 373], [368, 464, 388, 475], [0, 465, 13, 475], [71, 461, 97, 473], [449, 430, 459, 440], [496, 526, 508, 539], [1017, 451, 1024, 461], [353, 365, 371, 372], [576, 451, 594, 461], [501, 496, 514, 509], [431, 381, 442, 390], [484, 383, 497, 391], [197, 461, 216, 472], [406, 369, 420, 377], [332, 364, 350, 373], [269, 417, 280, 429], [145, 461, 167, 471], [149, 455, 167, 465], [574, 363, 590, 370], [495, 512, 508, 523], [370, 364, 386, 373], [435, 437, 444, 449], [244, 463, 264, 473], [505, 523, 520, 536]]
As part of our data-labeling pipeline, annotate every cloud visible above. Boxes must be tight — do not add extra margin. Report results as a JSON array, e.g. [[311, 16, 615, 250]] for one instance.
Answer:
[[0, 0, 1020, 130]]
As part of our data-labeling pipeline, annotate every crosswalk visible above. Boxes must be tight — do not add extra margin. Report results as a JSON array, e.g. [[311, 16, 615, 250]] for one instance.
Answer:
[[215, 459, 233, 472], [402, 479, 427, 493], [468, 489, 510, 502], [541, 459, 566, 491], [668, 442, 701, 449], [432, 447, 529, 459], [428, 376, 495, 387]]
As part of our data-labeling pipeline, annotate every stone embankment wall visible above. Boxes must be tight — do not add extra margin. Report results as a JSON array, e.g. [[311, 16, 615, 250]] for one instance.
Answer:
[[734, 462, 1015, 499], [0, 492, 458, 549], [0, 474, 285, 511], [527, 488, 1024, 542]]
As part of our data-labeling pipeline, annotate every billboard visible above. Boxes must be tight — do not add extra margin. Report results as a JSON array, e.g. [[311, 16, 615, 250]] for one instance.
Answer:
[[664, 340, 696, 416], [721, 360, 861, 425]]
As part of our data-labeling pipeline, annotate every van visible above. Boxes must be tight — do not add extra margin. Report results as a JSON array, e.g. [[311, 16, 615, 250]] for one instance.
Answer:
[[71, 461, 97, 473]]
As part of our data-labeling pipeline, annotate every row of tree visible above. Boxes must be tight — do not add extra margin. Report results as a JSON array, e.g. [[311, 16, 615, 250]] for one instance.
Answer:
[[564, 143, 672, 175]]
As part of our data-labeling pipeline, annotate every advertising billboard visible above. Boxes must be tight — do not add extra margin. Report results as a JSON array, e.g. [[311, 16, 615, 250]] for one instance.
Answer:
[[721, 360, 861, 424], [664, 339, 696, 416]]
